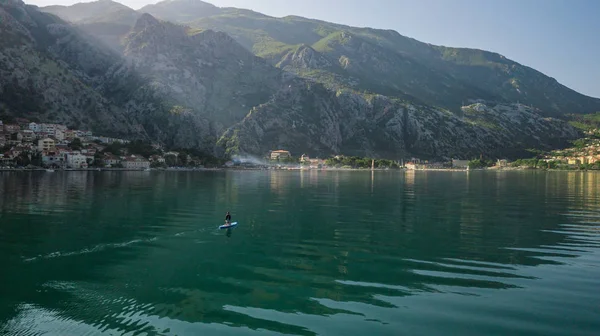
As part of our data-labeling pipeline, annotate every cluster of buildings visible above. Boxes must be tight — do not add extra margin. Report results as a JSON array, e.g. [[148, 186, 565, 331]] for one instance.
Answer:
[[545, 139, 600, 166], [299, 154, 326, 168], [270, 150, 326, 168], [405, 158, 509, 170], [270, 150, 292, 161], [267, 150, 497, 170], [0, 118, 149, 169]]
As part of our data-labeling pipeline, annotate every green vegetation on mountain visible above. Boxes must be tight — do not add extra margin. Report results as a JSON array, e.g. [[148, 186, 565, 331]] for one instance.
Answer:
[[163, 3, 599, 116], [568, 112, 600, 136]]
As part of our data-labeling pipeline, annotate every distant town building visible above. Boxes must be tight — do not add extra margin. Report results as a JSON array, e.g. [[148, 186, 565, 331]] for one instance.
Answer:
[[496, 159, 509, 167], [64, 130, 76, 140], [103, 153, 120, 167], [19, 130, 34, 142], [123, 156, 150, 169], [65, 152, 88, 169], [15, 118, 30, 127], [38, 138, 56, 152], [42, 152, 65, 168], [28, 122, 40, 132], [0, 153, 11, 166], [308, 158, 324, 168], [150, 155, 165, 163], [40, 124, 57, 134], [55, 129, 65, 141], [8, 132, 23, 145], [3, 124, 20, 133], [80, 148, 97, 155], [270, 150, 291, 160]]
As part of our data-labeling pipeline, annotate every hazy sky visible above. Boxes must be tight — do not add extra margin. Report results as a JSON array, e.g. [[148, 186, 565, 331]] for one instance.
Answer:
[[25, 0, 600, 98]]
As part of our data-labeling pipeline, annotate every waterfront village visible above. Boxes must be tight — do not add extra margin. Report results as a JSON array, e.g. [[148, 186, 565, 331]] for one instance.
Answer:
[[0, 118, 148, 170], [2, 118, 600, 171]]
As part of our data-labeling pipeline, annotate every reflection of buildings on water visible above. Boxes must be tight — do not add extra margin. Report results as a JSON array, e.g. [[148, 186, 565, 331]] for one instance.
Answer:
[[310, 169, 319, 186], [0, 171, 159, 215], [567, 172, 582, 201], [269, 171, 289, 195], [0, 172, 81, 213], [404, 169, 415, 187], [566, 172, 599, 202], [299, 169, 321, 189]]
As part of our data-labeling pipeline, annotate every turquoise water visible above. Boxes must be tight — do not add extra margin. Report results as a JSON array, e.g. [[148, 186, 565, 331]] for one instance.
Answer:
[[0, 170, 599, 335]]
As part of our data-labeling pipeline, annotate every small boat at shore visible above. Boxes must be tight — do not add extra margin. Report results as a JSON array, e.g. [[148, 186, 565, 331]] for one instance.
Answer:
[[46, 169, 55, 172]]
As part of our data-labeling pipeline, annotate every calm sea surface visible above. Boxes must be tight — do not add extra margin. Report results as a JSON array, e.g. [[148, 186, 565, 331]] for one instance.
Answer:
[[0, 170, 599, 336]]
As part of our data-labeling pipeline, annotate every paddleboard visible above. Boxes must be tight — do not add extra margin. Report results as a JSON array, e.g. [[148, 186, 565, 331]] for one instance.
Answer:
[[219, 222, 238, 229]]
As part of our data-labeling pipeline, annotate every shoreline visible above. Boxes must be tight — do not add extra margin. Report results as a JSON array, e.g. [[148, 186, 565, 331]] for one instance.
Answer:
[[1, 166, 599, 173]]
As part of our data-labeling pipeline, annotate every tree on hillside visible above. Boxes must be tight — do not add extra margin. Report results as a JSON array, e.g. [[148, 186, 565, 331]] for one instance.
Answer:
[[92, 152, 105, 168], [102, 142, 122, 155], [127, 140, 158, 158], [15, 152, 30, 167], [30, 152, 42, 167], [571, 139, 587, 149], [468, 159, 494, 169], [165, 154, 178, 167], [178, 153, 188, 166], [69, 138, 83, 150]]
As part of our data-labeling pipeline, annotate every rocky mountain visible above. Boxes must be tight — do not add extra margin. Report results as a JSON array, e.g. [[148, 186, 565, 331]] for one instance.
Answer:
[[0, 0, 276, 150], [121, 13, 284, 132], [42, 0, 600, 118], [218, 87, 578, 159], [138, 0, 600, 117], [42, 0, 140, 52], [0, 0, 134, 136], [41, 0, 135, 23], [139, 0, 222, 23], [0, 0, 587, 160]]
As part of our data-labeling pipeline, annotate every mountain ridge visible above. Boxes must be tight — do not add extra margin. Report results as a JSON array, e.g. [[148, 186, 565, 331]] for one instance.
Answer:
[[39, 0, 600, 117], [0, 0, 585, 160]]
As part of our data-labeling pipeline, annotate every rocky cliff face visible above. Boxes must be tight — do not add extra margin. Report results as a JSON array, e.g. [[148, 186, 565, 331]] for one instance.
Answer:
[[0, 1, 240, 150], [121, 13, 284, 131], [138, 0, 599, 117], [0, 0, 135, 136], [40, 1, 600, 119], [2, 0, 584, 160], [218, 83, 578, 159]]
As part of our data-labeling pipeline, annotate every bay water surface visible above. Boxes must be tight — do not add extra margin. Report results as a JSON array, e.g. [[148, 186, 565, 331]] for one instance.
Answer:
[[0, 170, 599, 335]]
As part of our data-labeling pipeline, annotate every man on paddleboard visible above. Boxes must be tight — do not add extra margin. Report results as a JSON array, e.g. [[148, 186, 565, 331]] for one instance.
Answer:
[[225, 211, 232, 225]]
